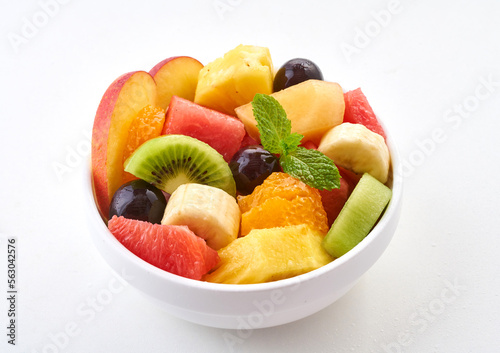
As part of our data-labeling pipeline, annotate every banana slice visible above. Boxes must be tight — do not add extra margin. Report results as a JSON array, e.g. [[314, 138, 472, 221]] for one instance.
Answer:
[[161, 183, 240, 250], [318, 123, 390, 183]]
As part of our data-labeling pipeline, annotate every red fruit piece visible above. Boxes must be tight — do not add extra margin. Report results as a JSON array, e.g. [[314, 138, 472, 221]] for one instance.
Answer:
[[319, 166, 361, 227], [239, 132, 260, 150], [338, 165, 362, 187], [300, 140, 317, 150], [296, 139, 361, 226], [162, 96, 246, 162], [108, 216, 219, 280], [343, 88, 386, 139]]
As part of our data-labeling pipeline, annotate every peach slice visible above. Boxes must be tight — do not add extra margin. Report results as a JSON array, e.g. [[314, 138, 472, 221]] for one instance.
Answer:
[[92, 71, 157, 219], [149, 56, 203, 110]]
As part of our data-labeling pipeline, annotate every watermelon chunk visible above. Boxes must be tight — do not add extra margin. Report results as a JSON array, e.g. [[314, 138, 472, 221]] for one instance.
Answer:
[[343, 88, 386, 139], [162, 96, 246, 162], [108, 216, 219, 280]]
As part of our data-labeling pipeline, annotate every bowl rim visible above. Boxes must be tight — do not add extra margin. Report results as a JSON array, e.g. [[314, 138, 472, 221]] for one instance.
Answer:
[[85, 123, 402, 293]]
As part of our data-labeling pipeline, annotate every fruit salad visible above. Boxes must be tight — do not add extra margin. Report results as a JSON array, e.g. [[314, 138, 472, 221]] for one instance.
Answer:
[[91, 44, 392, 284]]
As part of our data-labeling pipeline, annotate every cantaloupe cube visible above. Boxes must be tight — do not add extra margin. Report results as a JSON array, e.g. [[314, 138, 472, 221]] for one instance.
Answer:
[[235, 80, 345, 145]]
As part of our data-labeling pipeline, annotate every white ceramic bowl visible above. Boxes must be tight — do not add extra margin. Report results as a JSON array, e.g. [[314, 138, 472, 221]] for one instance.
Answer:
[[85, 130, 402, 330]]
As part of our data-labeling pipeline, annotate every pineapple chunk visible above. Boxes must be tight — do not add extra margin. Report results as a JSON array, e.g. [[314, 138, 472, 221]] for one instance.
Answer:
[[203, 225, 333, 284], [235, 79, 345, 144], [194, 44, 273, 115]]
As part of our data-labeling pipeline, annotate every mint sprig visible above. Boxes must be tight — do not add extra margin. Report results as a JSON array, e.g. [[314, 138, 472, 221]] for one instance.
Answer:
[[252, 94, 340, 190], [252, 93, 290, 154]]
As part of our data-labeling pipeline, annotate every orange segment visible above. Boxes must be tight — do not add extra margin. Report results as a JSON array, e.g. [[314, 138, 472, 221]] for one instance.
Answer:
[[122, 105, 165, 183], [237, 172, 315, 213], [238, 172, 328, 236], [240, 196, 329, 236]]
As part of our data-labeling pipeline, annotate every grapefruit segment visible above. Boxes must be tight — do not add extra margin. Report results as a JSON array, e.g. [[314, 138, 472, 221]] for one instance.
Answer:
[[108, 216, 219, 280]]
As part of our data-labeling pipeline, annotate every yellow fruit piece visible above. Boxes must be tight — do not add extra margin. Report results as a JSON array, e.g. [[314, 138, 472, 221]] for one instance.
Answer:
[[123, 105, 165, 162], [161, 183, 240, 251], [318, 123, 390, 184], [235, 79, 344, 144], [122, 105, 165, 183], [240, 195, 329, 236], [238, 172, 315, 212], [194, 44, 273, 116], [237, 172, 328, 235], [203, 225, 333, 284]]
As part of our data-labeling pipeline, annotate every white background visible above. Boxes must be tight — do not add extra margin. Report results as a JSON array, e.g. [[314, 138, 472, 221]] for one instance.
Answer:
[[1, 0, 500, 352]]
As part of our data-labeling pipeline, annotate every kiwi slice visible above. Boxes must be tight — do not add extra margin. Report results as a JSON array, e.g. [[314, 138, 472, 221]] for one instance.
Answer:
[[322, 173, 392, 258], [124, 135, 236, 197]]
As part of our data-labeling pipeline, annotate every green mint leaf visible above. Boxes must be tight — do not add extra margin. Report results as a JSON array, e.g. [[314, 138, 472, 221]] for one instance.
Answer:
[[252, 94, 291, 154], [280, 132, 303, 155], [280, 147, 340, 190], [251, 93, 340, 190]]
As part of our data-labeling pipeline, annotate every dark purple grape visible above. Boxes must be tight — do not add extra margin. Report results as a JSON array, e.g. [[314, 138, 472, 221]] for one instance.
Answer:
[[229, 145, 281, 195], [273, 58, 324, 92], [109, 179, 168, 224]]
